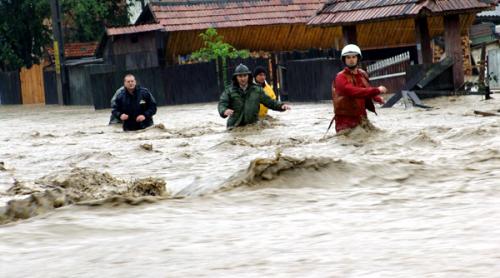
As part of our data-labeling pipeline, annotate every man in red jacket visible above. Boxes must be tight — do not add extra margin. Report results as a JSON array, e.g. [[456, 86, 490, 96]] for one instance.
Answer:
[[333, 44, 387, 133]]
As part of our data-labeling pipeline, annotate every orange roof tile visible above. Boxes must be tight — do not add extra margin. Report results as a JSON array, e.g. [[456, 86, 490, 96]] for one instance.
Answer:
[[47, 42, 98, 58], [148, 0, 325, 31], [106, 23, 164, 36]]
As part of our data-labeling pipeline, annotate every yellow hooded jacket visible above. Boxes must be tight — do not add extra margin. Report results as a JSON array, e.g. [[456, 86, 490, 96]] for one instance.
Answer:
[[257, 81, 277, 118]]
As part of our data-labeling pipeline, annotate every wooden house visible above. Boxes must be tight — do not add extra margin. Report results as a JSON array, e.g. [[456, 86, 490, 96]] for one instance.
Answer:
[[308, 0, 493, 88], [99, 0, 493, 94]]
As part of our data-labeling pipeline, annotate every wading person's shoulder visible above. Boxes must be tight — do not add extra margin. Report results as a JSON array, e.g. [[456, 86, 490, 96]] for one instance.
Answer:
[[116, 90, 127, 100], [335, 70, 348, 82], [224, 85, 239, 96], [138, 86, 151, 94], [357, 69, 369, 80], [250, 84, 264, 93]]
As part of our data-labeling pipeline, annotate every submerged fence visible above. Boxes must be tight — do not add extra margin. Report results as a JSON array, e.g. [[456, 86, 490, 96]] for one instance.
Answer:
[[90, 61, 220, 110], [2, 48, 418, 107], [285, 58, 343, 102], [366, 51, 411, 94]]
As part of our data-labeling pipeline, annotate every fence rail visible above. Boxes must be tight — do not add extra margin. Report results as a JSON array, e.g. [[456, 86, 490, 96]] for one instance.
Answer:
[[367, 51, 411, 93], [367, 52, 411, 75]]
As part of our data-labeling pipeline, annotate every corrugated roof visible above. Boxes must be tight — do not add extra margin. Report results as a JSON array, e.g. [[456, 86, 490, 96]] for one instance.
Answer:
[[47, 42, 98, 58], [106, 23, 164, 36], [148, 0, 325, 31], [477, 3, 500, 17], [308, 0, 491, 26]]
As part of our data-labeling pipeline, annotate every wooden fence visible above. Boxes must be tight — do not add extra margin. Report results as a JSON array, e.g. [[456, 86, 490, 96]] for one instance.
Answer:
[[20, 63, 46, 104], [366, 52, 411, 94], [2, 49, 419, 107], [90, 62, 220, 109], [285, 58, 343, 102], [0, 71, 22, 104]]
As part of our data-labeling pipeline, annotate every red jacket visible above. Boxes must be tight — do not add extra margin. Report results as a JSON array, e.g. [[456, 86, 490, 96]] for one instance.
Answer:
[[333, 68, 381, 132]]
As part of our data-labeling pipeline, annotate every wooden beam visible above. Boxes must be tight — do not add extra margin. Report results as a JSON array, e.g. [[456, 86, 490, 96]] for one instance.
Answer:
[[415, 17, 432, 64], [444, 14, 464, 89], [342, 25, 357, 45]]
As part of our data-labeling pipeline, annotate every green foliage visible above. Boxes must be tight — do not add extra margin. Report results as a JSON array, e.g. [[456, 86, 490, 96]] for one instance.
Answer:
[[190, 28, 249, 61], [0, 0, 130, 70], [0, 33, 24, 71], [0, 0, 51, 70], [190, 28, 249, 85], [60, 0, 130, 42]]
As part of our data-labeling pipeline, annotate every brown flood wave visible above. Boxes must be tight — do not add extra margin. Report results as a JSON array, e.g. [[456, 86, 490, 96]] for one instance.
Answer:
[[0, 168, 169, 225], [1, 135, 492, 225], [216, 151, 335, 192], [1, 152, 342, 224]]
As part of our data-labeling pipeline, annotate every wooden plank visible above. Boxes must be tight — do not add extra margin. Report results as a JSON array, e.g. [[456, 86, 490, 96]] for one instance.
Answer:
[[370, 72, 406, 81], [342, 25, 357, 45], [382, 64, 429, 108], [474, 110, 500, 117], [416, 57, 454, 89], [444, 14, 464, 89], [20, 63, 46, 104], [415, 17, 432, 64]]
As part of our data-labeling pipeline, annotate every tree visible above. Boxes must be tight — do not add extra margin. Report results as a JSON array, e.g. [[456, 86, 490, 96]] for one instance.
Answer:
[[0, 0, 51, 71], [60, 0, 130, 42], [0, 0, 131, 70], [190, 28, 249, 85]]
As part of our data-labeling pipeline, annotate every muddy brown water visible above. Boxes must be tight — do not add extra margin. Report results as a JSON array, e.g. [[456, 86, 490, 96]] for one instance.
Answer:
[[1, 96, 500, 277]]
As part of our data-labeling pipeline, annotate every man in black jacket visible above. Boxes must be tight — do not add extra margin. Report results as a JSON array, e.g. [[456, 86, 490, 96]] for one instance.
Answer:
[[111, 74, 157, 131]]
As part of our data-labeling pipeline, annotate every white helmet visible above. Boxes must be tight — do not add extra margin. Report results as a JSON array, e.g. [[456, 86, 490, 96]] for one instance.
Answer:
[[341, 44, 362, 58]]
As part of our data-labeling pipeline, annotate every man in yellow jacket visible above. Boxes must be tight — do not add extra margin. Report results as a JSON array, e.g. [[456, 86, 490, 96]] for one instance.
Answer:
[[253, 66, 277, 119]]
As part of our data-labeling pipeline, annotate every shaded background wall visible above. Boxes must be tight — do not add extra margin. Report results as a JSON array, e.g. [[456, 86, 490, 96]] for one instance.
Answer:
[[0, 71, 22, 105], [90, 61, 219, 109], [285, 58, 343, 102]]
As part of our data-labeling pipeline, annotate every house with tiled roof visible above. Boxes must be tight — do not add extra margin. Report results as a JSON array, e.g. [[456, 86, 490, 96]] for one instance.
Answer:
[[108, 1, 490, 55], [101, 0, 493, 89], [308, 0, 493, 88], [470, 3, 499, 90], [102, 0, 338, 67], [47, 42, 99, 60]]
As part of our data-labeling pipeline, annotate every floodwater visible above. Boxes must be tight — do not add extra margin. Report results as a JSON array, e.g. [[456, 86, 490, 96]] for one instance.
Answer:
[[1, 96, 500, 277]]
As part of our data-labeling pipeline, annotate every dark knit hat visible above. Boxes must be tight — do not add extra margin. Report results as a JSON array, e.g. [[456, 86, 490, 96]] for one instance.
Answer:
[[253, 66, 267, 77]]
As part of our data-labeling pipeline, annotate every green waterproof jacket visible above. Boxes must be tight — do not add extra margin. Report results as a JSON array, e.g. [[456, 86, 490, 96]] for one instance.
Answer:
[[218, 83, 284, 128]]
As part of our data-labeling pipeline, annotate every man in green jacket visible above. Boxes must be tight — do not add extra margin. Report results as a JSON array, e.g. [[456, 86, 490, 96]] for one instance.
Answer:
[[218, 64, 291, 129]]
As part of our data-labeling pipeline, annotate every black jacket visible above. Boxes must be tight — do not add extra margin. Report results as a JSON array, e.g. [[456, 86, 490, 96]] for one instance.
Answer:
[[112, 86, 157, 131]]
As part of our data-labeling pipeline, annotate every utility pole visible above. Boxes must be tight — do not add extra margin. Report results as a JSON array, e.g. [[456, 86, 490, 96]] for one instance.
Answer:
[[49, 0, 66, 105]]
